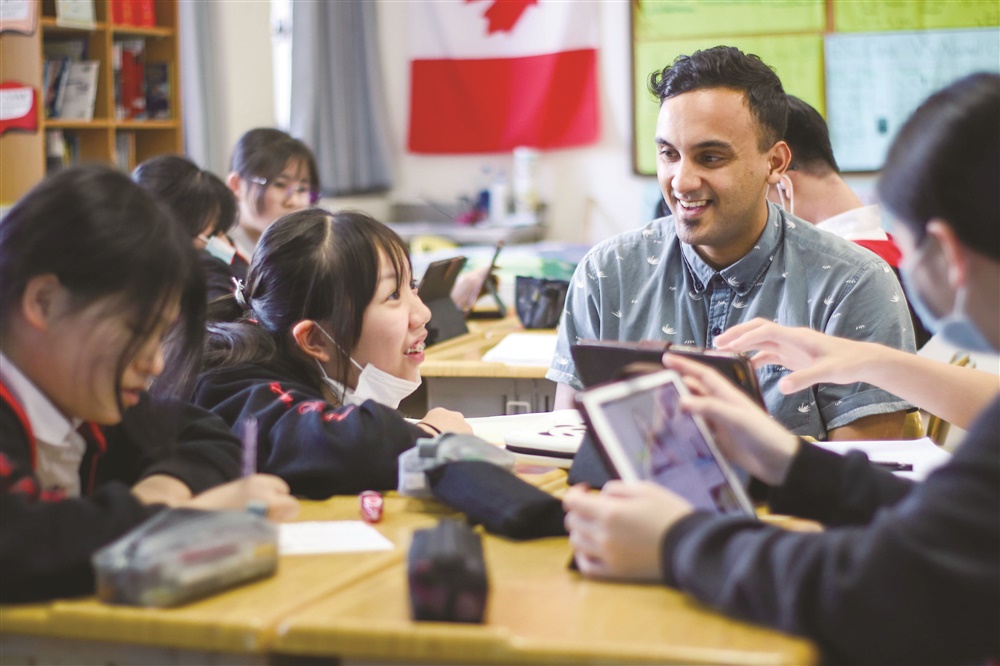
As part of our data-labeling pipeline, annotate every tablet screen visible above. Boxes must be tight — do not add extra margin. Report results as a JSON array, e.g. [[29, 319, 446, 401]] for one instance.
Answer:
[[577, 370, 754, 516]]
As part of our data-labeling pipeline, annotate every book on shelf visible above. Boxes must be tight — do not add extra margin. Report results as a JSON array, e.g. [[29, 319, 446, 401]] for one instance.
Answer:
[[56, 60, 99, 121], [145, 62, 169, 119], [113, 38, 147, 120], [55, 0, 96, 30], [45, 129, 80, 172], [43, 37, 89, 118], [115, 132, 136, 171], [110, 0, 155, 27]]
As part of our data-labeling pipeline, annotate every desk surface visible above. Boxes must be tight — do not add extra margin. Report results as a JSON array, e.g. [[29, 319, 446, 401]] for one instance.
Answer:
[[421, 315, 553, 379], [1, 474, 817, 665]]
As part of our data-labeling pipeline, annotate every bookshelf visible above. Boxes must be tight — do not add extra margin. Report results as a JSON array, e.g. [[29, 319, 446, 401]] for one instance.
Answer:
[[0, 0, 182, 207]]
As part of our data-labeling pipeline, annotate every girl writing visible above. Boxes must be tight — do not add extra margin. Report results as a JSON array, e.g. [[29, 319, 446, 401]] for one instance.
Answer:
[[0, 166, 298, 603]]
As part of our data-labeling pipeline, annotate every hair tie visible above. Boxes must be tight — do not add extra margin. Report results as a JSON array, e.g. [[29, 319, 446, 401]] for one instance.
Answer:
[[231, 277, 248, 309]]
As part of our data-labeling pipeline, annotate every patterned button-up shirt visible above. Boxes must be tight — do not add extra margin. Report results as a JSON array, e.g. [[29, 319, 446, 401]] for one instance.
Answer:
[[547, 203, 916, 440]]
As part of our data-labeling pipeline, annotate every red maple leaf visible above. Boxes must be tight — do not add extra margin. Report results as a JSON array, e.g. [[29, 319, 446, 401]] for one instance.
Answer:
[[466, 0, 538, 35]]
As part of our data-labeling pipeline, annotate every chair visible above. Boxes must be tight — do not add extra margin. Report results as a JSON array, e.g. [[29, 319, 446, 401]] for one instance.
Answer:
[[923, 353, 974, 446]]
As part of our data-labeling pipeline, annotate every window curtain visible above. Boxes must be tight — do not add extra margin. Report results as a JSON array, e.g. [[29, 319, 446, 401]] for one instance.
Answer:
[[178, 1, 229, 175], [289, 1, 393, 195]]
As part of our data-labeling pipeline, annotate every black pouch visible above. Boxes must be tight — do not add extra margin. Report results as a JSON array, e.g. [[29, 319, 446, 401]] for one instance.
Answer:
[[408, 518, 489, 623], [567, 431, 614, 489], [427, 460, 567, 540], [515, 276, 569, 329]]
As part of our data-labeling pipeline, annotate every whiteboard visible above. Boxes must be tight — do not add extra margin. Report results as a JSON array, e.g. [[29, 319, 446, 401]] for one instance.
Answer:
[[825, 28, 1000, 172]]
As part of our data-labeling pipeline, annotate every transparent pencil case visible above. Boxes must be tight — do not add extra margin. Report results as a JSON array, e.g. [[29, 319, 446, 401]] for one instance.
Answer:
[[92, 507, 279, 607], [398, 433, 516, 499]]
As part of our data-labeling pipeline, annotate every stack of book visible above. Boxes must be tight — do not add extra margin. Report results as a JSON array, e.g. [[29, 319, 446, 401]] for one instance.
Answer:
[[42, 37, 99, 120], [110, 0, 156, 27]]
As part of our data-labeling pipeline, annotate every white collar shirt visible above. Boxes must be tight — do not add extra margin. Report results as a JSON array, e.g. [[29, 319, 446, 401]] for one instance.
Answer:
[[0, 352, 86, 496]]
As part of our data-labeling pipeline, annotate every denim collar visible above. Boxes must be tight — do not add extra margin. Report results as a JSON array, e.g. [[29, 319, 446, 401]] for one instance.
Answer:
[[680, 202, 786, 297]]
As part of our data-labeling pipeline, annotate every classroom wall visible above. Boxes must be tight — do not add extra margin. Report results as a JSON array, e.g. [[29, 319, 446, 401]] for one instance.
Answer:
[[214, 1, 277, 166], [212, 2, 880, 244], [214, 1, 652, 244]]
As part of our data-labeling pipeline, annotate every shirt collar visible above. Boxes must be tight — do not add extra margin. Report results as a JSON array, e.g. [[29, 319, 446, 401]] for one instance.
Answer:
[[680, 202, 785, 296], [816, 205, 887, 241], [0, 351, 83, 446]]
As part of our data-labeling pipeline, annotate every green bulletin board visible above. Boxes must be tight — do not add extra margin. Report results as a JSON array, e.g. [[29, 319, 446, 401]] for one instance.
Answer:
[[631, 0, 1000, 175]]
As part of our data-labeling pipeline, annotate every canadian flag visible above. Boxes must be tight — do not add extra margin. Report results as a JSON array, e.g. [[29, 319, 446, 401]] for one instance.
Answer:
[[408, 0, 600, 154]]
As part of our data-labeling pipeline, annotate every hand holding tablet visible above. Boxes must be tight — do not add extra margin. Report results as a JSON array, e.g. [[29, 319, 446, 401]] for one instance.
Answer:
[[575, 369, 756, 517]]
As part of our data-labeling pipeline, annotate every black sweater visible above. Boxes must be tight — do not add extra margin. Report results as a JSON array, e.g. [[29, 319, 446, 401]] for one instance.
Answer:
[[192, 362, 426, 499], [0, 391, 242, 603], [660, 395, 1000, 665]]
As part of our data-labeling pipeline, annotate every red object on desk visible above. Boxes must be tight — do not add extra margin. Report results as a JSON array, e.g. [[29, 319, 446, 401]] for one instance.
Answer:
[[359, 490, 384, 524]]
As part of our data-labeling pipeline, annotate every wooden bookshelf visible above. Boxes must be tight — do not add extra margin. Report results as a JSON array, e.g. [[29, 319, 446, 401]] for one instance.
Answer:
[[0, 0, 182, 207]]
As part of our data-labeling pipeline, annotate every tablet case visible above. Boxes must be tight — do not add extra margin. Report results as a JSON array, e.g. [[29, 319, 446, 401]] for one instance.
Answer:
[[570, 339, 765, 408], [419, 256, 468, 346]]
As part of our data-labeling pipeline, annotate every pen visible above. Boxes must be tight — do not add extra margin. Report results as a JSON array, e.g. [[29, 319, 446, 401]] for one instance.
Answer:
[[241, 416, 258, 477], [871, 460, 913, 472]]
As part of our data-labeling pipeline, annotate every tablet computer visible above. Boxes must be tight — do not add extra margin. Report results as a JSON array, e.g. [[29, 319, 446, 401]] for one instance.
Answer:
[[575, 369, 755, 517], [418, 256, 469, 346], [456, 241, 506, 319], [570, 339, 765, 409]]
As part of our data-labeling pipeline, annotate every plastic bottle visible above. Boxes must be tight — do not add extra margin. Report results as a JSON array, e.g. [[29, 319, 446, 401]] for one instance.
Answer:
[[489, 170, 509, 223], [512, 146, 539, 216]]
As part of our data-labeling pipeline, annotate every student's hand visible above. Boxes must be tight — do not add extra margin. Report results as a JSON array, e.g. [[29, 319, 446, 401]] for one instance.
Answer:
[[662, 353, 800, 486], [713, 318, 878, 394], [563, 481, 692, 582], [131, 474, 193, 506], [419, 407, 473, 435], [184, 474, 300, 522]]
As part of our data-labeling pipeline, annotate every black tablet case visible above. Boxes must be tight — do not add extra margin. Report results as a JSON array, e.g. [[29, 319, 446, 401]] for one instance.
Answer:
[[419, 257, 469, 346]]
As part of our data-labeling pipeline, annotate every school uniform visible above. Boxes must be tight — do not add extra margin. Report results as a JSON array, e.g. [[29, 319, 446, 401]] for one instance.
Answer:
[[0, 356, 243, 603], [659, 395, 1000, 664], [192, 360, 426, 500], [199, 249, 239, 302]]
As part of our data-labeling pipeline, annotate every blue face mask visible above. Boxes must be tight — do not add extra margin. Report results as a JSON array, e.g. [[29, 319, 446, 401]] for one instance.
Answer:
[[899, 259, 995, 354]]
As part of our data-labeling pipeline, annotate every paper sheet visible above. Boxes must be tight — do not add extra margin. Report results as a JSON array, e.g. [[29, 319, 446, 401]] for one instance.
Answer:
[[481, 332, 558, 367], [812, 437, 952, 481], [279, 521, 394, 556]]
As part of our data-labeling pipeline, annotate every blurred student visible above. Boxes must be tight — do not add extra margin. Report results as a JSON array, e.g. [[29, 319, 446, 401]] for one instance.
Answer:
[[190, 209, 470, 499], [226, 128, 319, 265], [133, 154, 242, 302], [0, 166, 299, 603], [563, 73, 999, 665], [773, 95, 930, 345]]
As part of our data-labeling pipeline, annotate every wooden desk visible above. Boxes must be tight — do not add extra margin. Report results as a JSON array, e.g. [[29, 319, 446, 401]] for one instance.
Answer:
[[0, 498, 444, 665], [1, 479, 817, 665], [272, 491, 816, 665], [417, 315, 557, 417]]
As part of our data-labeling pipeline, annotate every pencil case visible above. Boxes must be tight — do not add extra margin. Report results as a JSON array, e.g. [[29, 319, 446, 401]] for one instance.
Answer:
[[408, 518, 489, 623], [92, 507, 278, 607]]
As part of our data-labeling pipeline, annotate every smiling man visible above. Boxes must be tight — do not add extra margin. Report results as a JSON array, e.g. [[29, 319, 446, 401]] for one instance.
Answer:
[[547, 46, 915, 441]]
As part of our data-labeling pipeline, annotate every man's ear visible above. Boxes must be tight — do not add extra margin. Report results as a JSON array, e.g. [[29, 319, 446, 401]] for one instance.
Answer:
[[925, 219, 968, 291], [766, 141, 792, 185], [20, 274, 67, 331]]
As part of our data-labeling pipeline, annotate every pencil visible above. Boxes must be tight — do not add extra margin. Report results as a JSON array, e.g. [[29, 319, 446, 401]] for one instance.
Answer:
[[241, 416, 258, 477]]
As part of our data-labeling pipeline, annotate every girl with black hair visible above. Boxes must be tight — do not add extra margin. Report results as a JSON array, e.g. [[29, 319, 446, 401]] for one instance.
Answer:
[[225, 128, 320, 263], [133, 154, 243, 302], [192, 209, 470, 500], [0, 166, 298, 603]]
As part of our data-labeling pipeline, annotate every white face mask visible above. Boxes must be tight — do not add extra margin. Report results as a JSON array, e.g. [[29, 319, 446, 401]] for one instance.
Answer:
[[313, 326, 421, 410], [200, 235, 237, 265]]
